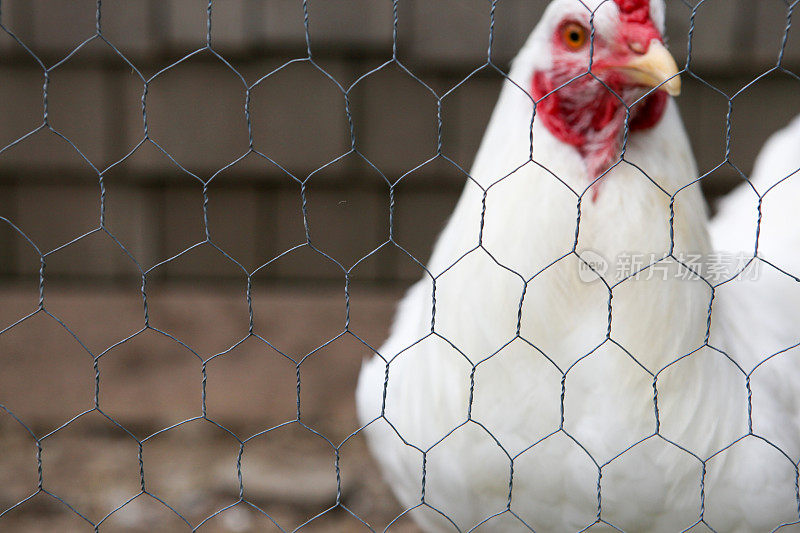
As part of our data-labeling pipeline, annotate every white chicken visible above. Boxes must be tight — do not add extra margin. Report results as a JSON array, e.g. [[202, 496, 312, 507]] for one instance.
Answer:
[[357, 0, 800, 531]]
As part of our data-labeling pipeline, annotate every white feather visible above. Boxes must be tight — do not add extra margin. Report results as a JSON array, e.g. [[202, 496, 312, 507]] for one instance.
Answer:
[[703, 114, 800, 530]]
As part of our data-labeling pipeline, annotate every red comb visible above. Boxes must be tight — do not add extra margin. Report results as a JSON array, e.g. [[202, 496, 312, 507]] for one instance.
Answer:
[[613, 0, 650, 23]]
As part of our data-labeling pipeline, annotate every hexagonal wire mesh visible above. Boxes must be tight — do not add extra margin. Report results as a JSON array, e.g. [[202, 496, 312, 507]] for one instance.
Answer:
[[0, 0, 799, 531]]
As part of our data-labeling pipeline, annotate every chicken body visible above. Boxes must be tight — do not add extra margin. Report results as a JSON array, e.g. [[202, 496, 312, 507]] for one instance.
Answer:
[[704, 115, 800, 531], [357, 1, 800, 531]]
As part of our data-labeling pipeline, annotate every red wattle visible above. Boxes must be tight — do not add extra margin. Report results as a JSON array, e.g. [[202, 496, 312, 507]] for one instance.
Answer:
[[592, 94, 619, 132], [630, 90, 667, 131], [530, 69, 668, 202]]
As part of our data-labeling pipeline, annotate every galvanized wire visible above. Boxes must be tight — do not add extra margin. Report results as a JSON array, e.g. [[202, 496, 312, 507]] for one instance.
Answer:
[[0, 0, 798, 532]]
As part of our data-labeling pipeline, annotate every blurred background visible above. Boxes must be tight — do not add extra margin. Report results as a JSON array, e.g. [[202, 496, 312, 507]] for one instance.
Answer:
[[0, 0, 798, 531]]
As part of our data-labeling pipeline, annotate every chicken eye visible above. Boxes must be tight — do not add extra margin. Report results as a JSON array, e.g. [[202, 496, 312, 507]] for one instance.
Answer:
[[562, 22, 587, 50]]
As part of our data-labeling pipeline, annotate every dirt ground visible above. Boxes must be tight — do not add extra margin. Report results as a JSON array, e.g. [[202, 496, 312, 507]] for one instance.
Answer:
[[0, 285, 423, 532]]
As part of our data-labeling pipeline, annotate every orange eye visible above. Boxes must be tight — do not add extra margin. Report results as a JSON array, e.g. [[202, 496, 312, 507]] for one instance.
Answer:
[[562, 22, 587, 50]]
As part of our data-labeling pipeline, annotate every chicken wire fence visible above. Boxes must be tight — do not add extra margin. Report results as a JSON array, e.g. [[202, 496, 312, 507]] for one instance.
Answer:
[[0, 0, 799, 531]]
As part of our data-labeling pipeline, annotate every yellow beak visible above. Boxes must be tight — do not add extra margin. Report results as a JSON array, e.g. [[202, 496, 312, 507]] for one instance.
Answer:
[[621, 40, 681, 97]]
